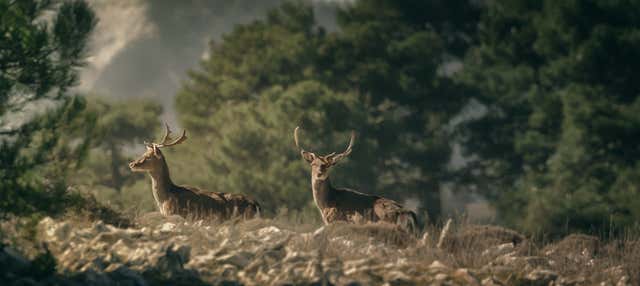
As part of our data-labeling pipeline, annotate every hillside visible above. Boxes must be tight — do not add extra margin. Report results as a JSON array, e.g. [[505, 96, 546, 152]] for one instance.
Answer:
[[1, 214, 637, 285]]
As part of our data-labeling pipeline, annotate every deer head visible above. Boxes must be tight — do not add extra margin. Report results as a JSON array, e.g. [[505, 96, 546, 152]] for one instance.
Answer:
[[129, 123, 187, 173], [294, 126, 355, 181]]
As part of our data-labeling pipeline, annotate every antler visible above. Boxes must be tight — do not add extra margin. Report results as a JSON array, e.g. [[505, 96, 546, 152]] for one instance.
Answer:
[[327, 131, 355, 162], [158, 123, 172, 146], [294, 126, 307, 152], [295, 126, 355, 162], [152, 123, 188, 148]]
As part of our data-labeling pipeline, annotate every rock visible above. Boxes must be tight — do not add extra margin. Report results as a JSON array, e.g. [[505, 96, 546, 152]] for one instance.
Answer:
[[343, 258, 375, 275], [524, 268, 558, 285], [481, 276, 503, 286], [428, 260, 449, 272], [434, 273, 449, 281], [492, 252, 518, 266], [386, 270, 412, 285], [453, 268, 480, 286], [216, 251, 252, 268], [482, 243, 515, 257], [159, 222, 177, 232], [39, 217, 71, 241], [29, 216, 636, 285]]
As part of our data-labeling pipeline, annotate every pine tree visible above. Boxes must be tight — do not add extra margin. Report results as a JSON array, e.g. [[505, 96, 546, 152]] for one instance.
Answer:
[[0, 0, 96, 216], [176, 1, 476, 220], [457, 0, 640, 234]]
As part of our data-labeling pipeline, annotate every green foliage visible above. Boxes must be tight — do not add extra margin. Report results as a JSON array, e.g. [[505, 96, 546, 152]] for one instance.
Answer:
[[72, 97, 162, 192], [66, 97, 163, 214], [457, 0, 640, 235], [0, 0, 96, 113], [0, 97, 93, 216], [0, 0, 96, 217], [175, 1, 476, 220], [202, 81, 365, 214], [4, 0, 638, 238]]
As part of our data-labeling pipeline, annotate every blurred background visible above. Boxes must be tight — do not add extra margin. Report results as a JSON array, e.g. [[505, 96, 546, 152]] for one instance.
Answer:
[[2, 0, 640, 237]]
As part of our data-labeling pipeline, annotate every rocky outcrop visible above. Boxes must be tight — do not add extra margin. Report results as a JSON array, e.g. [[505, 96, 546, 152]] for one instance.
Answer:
[[0, 214, 634, 285]]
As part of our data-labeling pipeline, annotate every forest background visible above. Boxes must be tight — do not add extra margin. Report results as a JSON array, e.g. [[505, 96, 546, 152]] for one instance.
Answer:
[[2, 0, 640, 237]]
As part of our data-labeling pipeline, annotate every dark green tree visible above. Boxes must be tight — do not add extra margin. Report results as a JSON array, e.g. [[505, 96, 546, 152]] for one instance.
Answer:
[[71, 97, 163, 192], [457, 0, 640, 234], [176, 1, 476, 220], [0, 0, 96, 216], [315, 0, 478, 217]]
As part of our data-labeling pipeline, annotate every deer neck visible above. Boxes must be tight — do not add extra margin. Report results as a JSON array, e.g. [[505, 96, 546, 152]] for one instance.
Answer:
[[147, 159, 175, 212], [311, 176, 333, 210]]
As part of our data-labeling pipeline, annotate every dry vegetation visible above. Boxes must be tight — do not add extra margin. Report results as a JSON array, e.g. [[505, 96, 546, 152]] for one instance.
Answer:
[[1, 211, 638, 286]]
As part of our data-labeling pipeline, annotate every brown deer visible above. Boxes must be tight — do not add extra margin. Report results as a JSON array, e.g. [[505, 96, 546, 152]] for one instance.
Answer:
[[129, 124, 261, 221], [294, 127, 418, 234]]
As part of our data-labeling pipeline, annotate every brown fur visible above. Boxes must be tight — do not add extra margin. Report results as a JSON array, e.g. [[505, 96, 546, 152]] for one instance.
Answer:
[[295, 127, 418, 234], [314, 181, 418, 234], [130, 146, 260, 221]]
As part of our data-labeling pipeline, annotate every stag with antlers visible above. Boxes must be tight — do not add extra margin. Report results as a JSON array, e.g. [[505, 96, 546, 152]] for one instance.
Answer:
[[294, 127, 418, 233], [129, 124, 261, 221]]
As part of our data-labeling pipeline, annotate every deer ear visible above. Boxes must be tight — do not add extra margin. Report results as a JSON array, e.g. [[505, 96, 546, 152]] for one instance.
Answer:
[[301, 151, 315, 163]]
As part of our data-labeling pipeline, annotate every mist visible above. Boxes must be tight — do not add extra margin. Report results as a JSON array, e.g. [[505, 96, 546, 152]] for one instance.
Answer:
[[80, 0, 339, 125]]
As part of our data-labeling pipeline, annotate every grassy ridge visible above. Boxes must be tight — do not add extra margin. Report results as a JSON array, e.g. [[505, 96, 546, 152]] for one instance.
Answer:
[[1, 211, 638, 285]]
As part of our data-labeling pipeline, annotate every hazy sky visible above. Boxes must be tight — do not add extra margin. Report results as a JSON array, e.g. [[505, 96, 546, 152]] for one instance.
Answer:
[[80, 0, 338, 125]]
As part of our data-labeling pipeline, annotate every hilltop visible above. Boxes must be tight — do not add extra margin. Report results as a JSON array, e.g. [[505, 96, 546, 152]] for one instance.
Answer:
[[1, 213, 637, 285]]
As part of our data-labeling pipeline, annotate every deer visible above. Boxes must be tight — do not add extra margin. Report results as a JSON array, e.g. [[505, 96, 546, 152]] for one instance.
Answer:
[[294, 127, 418, 234], [129, 123, 261, 221]]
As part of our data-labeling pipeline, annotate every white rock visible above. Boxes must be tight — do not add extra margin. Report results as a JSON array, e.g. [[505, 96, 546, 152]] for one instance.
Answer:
[[482, 242, 515, 257], [429, 260, 449, 271], [159, 222, 176, 232], [216, 251, 252, 268], [434, 273, 449, 281], [525, 268, 558, 284]]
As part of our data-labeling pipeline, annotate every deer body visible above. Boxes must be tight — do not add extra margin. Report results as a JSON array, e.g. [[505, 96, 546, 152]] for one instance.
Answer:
[[295, 127, 418, 233], [312, 174, 416, 228], [130, 124, 260, 221]]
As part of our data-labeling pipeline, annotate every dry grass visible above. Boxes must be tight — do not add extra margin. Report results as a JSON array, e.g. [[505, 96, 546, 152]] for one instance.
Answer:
[[2, 208, 639, 285]]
